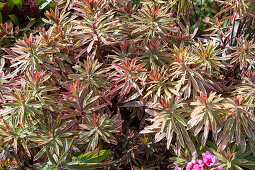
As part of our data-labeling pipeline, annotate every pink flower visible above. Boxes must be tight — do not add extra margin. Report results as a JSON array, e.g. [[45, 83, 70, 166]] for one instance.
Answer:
[[211, 156, 219, 164], [202, 151, 219, 166], [197, 160, 205, 167], [186, 162, 193, 170], [191, 159, 198, 164], [174, 166, 182, 170], [214, 165, 224, 170], [202, 151, 211, 159], [193, 164, 203, 170]]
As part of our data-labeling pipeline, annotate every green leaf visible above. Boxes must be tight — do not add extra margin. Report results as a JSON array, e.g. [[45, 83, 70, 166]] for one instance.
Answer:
[[6, 0, 14, 9], [37, 161, 53, 170], [0, 12, 2, 24], [13, 0, 22, 9], [0, 3, 5, 10], [19, 28, 31, 32], [8, 14, 19, 26], [34, 0, 46, 6], [33, 147, 46, 161], [240, 160, 255, 169], [57, 137, 76, 166], [46, 146, 57, 166], [43, 2, 55, 11], [39, 0, 51, 10], [74, 150, 112, 163], [66, 161, 116, 169]]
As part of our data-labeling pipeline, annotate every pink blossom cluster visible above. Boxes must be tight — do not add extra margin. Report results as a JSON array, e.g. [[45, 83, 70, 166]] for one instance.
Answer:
[[174, 151, 223, 170]]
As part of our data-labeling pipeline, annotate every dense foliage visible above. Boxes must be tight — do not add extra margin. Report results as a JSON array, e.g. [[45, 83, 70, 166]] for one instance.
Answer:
[[1, 0, 255, 169]]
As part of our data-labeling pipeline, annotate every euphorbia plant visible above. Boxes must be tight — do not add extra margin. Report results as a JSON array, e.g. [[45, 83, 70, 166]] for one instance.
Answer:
[[140, 95, 196, 156], [110, 57, 146, 99], [61, 79, 107, 120], [1, 0, 255, 169], [132, 3, 176, 42], [187, 92, 225, 146]]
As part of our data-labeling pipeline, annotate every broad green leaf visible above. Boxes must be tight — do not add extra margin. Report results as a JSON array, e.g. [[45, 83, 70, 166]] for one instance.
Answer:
[[6, 0, 14, 9], [74, 150, 112, 163], [8, 14, 19, 26], [0, 3, 5, 10], [13, 0, 22, 9], [66, 161, 116, 169]]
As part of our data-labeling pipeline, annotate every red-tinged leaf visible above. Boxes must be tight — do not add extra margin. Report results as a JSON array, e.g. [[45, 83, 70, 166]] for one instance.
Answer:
[[191, 18, 201, 38], [120, 101, 145, 108], [88, 103, 108, 112], [87, 40, 94, 53], [194, 120, 204, 136], [213, 16, 232, 25], [180, 125, 197, 156], [247, 11, 255, 19], [62, 114, 78, 119], [130, 57, 137, 67], [112, 64, 124, 74], [155, 132, 165, 142], [136, 63, 146, 69], [140, 129, 155, 134], [202, 118, 209, 146], [124, 80, 132, 96], [33, 147, 46, 161], [101, 95, 112, 107], [132, 82, 142, 96], [217, 133, 230, 152], [145, 109, 158, 116], [166, 122, 173, 149], [123, 92, 142, 103], [171, 119, 184, 148], [106, 84, 123, 97], [3, 48, 17, 57], [214, 4, 234, 18], [241, 137, 246, 153]]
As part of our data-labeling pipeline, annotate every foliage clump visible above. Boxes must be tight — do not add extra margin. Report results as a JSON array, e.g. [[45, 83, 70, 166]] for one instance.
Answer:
[[1, 0, 255, 169]]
